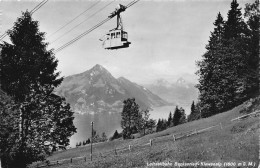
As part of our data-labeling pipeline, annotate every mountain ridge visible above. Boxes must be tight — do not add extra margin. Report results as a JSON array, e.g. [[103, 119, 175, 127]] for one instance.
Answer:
[[56, 64, 170, 114]]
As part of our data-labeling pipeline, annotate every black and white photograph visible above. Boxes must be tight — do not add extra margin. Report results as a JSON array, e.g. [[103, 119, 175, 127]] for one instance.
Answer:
[[0, 0, 259, 167]]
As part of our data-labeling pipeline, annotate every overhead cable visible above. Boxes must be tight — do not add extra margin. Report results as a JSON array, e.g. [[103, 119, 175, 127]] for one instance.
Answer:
[[48, 0, 101, 38], [0, 0, 48, 41], [54, 0, 140, 53], [50, 0, 114, 44], [30, 0, 48, 15]]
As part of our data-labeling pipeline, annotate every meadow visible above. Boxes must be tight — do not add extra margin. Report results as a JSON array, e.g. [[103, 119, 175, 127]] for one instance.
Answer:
[[35, 97, 260, 168]]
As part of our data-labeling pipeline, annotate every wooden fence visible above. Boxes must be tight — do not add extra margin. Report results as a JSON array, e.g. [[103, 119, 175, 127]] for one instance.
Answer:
[[33, 110, 259, 167], [33, 123, 223, 168]]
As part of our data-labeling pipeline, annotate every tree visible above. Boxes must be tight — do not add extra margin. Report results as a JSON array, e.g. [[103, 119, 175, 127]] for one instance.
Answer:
[[172, 106, 186, 126], [0, 90, 20, 168], [244, 0, 260, 97], [179, 107, 186, 124], [92, 129, 101, 143], [196, 0, 256, 117], [0, 11, 76, 168], [224, 0, 248, 40], [188, 101, 201, 122], [156, 119, 162, 132], [173, 106, 181, 126], [135, 109, 152, 135], [101, 132, 107, 142], [110, 130, 120, 141], [121, 98, 141, 139], [86, 138, 90, 144], [167, 111, 173, 127], [146, 119, 156, 134], [196, 12, 226, 117]]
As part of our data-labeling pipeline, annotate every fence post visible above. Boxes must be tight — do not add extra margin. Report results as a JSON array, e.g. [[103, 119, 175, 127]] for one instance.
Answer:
[[220, 123, 223, 130], [129, 145, 131, 151], [84, 156, 86, 162], [195, 129, 197, 134], [57, 160, 59, 165], [70, 158, 72, 163], [173, 134, 176, 141], [150, 139, 153, 146], [115, 148, 117, 155]]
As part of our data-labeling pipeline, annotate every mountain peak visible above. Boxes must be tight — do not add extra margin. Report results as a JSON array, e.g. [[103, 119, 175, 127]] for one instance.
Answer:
[[92, 64, 105, 71]]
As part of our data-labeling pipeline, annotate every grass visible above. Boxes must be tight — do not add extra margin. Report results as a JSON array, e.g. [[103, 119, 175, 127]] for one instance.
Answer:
[[35, 97, 260, 168]]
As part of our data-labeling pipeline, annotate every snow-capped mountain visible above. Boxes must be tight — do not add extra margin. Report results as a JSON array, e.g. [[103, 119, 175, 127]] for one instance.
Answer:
[[146, 78, 199, 108], [56, 64, 170, 114]]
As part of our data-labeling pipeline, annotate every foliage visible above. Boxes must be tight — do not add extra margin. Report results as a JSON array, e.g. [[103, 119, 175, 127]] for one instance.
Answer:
[[0, 11, 76, 168], [167, 112, 173, 127], [77, 131, 108, 146], [135, 109, 156, 135], [196, 0, 259, 118], [121, 98, 141, 139], [0, 90, 20, 168], [173, 106, 186, 126], [101, 132, 108, 142], [110, 130, 122, 141], [156, 106, 186, 132], [188, 101, 201, 122]]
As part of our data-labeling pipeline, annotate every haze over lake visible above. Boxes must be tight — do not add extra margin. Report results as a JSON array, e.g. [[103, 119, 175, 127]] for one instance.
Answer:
[[69, 105, 182, 147]]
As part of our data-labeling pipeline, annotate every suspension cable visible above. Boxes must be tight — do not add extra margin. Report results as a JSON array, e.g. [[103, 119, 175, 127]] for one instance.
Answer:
[[48, 0, 101, 38], [30, 0, 48, 15], [54, 0, 140, 54], [50, 0, 114, 44], [0, 0, 48, 41], [54, 18, 111, 53]]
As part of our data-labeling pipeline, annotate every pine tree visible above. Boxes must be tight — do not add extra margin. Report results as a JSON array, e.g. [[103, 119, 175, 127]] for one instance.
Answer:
[[188, 101, 201, 122], [86, 138, 90, 144], [0, 90, 20, 168], [173, 106, 181, 126], [244, 0, 260, 96], [156, 119, 162, 132], [224, 0, 247, 40], [167, 112, 173, 127], [111, 130, 120, 140], [196, 0, 252, 117], [0, 11, 76, 168], [196, 12, 226, 117]]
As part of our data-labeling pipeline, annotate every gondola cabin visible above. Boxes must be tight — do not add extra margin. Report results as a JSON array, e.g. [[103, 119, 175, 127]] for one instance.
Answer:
[[102, 29, 131, 50]]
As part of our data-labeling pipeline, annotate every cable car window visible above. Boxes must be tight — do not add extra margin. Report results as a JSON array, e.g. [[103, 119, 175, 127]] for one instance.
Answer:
[[111, 33, 115, 39], [116, 32, 120, 38], [123, 32, 128, 39]]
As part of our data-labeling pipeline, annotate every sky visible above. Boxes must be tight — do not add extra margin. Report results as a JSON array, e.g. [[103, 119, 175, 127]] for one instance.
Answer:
[[1, 0, 252, 85]]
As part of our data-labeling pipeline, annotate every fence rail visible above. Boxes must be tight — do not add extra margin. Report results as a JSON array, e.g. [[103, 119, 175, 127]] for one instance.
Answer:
[[231, 110, 260, 121], [32, 110, 259, 167], [33, 122, 224, 168]]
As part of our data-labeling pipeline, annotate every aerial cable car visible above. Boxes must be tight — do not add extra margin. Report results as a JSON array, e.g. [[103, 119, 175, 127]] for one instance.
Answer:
[[100, 4, 131, 50]]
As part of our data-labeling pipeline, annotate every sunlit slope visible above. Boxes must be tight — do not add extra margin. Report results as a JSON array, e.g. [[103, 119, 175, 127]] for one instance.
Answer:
[[45, 97, 260, 168]]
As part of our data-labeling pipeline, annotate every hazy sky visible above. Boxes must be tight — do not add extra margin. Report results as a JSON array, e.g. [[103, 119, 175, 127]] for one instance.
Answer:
[[1, 0, 252, 85]]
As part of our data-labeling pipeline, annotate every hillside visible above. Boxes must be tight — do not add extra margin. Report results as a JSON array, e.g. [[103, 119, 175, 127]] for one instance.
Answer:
[[56, 64, 170, 114], [39, 96, 260, 168]]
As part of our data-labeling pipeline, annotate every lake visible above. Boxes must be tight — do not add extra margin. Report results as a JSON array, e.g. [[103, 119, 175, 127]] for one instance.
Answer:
[[69, 105, 188, 147]]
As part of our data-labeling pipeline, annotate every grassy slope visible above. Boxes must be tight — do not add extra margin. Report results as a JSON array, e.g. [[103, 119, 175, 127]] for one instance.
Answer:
[[45, 97, 260, 168]]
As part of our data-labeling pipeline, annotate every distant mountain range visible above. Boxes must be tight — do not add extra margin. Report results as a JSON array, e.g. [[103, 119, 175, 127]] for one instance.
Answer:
[[145, 78, 199, 110], [56, 64, 170, 114]]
